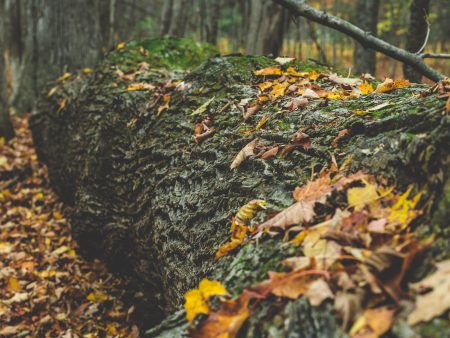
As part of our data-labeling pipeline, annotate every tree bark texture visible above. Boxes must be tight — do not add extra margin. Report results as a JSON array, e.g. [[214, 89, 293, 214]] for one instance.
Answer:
[[30, 38, 450, 336], [353, 0, 379, 75], [403, 0, 430, 82], [0, 39, 15, 140]]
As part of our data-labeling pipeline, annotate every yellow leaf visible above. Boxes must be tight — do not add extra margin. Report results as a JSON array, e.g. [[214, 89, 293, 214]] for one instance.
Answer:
[[7, 277, 21, 292], [126, 83, 155, 91], [199, 279, 229, 299], [117, 42, 125, 49], [82, 67, 93, 74], [350, 307, 394, 338], [53, 211, 63, 220], [308, 70, 320, 81], [358, 81, 374, 95], [257, 81, 273, 91], [87, 290, 109, 303], [284, 67, 307, 77], [255, 67, 282, 76], [254, 114, 269, 131], [258, 95, 270, 102], [184, 279, 229, 324], [347, 181, 379, 210], [269, 83, 286, 100], [35, 193, 44, 200], [387, 186, 421, 230], [57, 72, 71, 82], [57, 97, 68, 113]]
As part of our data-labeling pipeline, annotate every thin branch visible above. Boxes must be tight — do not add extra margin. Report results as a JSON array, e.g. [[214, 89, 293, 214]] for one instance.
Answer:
[[274, 0, 444, 82], [415, 12, 430, 55], [420, 53, 450, 59]]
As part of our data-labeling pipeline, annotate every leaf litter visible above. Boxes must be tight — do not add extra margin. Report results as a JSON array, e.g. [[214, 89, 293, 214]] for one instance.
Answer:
[[0, 116, 139, 337]]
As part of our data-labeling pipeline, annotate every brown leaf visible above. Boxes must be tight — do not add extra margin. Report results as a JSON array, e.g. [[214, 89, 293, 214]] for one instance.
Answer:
[[331, 129, 349, 147], [191, 292, 250, 338], [257, 200, 315, 231], [375, 78, 410, 94], [302, 88, 320, 99], [259, 146, 279, 160], [350, 307, 395, 338], [408, 259, 450, 325], [243, 103, 261, 121], [286, 97, 308, 111], [292, 173, 332, 203], [305, 278, 334, 306], [230, 138, 258, 170]]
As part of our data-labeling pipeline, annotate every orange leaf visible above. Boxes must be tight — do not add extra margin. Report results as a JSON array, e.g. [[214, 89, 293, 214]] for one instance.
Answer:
[[375, 78, 410, 94], [191, 293, 250, 338], [255, 67, 282, 76]]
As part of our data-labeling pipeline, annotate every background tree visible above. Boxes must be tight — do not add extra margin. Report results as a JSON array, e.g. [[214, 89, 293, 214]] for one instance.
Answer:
[[353, 0, 379, 75], [403, 0, 430, 82], [245, 0, 286, 56]]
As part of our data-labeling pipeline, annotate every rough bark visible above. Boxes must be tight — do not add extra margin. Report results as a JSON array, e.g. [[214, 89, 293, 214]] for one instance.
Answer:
[[353, 0, 379, 75], [403, 0, 430, 82], [31, 38, 450, 336]]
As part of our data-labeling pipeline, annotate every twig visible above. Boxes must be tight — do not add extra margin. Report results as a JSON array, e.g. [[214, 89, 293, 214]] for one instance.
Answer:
[[273, 0, 444, 82], [420, 53, 450, 59]]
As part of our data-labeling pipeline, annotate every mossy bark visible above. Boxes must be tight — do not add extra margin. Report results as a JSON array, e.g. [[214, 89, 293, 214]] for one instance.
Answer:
[[31, 38, 450, 336]]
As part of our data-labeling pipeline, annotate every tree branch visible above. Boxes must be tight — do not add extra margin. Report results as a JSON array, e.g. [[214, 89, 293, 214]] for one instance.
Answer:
[[420, 53, 450, 59], [273, 0, 444, 82]]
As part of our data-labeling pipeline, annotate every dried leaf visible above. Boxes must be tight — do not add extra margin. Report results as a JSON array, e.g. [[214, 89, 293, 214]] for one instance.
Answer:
[[230, 138, 258, 170], [305, 278, 334, 306], [358, 82, 374, 95], [286, 97, 308, 111], [57, 72, 71, 82], [275, 57, 295, 65], [156, 94, 171, 116], [375, 78, 410, 94], [408, 259, 450, 325], [259, 146, 279, 160], [328, 73, 362, 86], [255, 67, 282, 76], [257, 200, 315, 231], [347, 181, 379, 210], [191, 293, 249, 338], [350, 307, 395, 338], [302, 88, 320, 99]]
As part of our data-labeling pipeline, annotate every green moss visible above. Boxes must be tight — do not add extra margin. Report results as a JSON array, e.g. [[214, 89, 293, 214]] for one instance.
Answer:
[[107, 37, 218, 72]]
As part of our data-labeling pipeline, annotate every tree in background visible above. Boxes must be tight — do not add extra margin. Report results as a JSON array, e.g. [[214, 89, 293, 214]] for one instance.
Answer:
[[353, 0, 379, 75], [160, 0, 193, 37], [0, 38, 14, 141], [246, 0, 286, 56], [403, 0, 430, 82]]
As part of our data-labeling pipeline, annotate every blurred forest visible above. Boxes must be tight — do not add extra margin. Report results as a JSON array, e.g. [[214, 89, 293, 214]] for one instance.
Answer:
[[1, 0, 450, 118]]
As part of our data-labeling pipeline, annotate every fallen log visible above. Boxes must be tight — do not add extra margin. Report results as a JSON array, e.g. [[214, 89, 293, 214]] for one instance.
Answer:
[[31, 38, 450, 337]]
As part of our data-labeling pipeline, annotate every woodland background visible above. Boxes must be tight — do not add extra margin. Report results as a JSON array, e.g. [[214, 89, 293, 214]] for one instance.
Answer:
[[1, 0, 450, 118]]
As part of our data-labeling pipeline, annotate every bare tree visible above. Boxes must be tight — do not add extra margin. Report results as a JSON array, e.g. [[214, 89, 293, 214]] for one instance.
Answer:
[[160, 0, 193, 37], [353, 0, 379, 75], [403, 0, 430, 82], [0, 35, 14, 140]]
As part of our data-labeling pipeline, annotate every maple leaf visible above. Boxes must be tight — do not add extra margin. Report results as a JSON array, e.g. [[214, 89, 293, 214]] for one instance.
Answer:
[[190, 292, 250, 338], [254, 67, 282, 76], [408, 259, 450, 325], [269, 83, 287, 100], [284, 66, 307, 77], [328, 73, 362, 87], [257, 81, 273, 92], [386, 186, 421, 230], [185, 279, 229, 324], [230, 138, 258, 170], [301, 88, 320, 99], [286, 97, 308, 111], [293, 173, 332, 203]]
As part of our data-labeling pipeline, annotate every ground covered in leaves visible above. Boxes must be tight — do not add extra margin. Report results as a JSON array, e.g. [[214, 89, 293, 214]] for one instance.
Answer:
[[0, 116, 140, 337]]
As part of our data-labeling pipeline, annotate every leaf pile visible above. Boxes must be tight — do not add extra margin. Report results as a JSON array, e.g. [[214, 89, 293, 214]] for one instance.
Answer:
[[185, 158, 444, 338], [0, 116, 139, 337]]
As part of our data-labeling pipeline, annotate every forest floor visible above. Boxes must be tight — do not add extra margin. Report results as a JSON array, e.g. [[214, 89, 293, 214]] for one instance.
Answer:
[[0, 115, 140, 337]]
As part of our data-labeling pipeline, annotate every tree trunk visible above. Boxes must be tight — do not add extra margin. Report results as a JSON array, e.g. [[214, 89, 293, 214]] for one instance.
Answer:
[[403, 0, 430, 82], [206, 0, 221, 45], [0, 40, 15, 140], [167, 0, 193, 38], [246, 0, 285, 56], [30, 38, 450, 336], [353, 0, 379, 75]]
